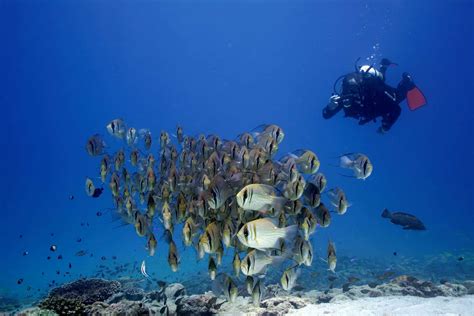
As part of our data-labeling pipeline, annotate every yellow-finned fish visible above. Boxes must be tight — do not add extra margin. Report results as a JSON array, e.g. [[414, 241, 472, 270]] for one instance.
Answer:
[[86, 134, 106, 156], [339, 153, 373, 180], [168, 240, 179, 272], [281, 265, 300, 291], [208, 256, 217, 280], [327, 187, 350, 215], [327, 240, 337, 273], [198, 222, 221, 254]]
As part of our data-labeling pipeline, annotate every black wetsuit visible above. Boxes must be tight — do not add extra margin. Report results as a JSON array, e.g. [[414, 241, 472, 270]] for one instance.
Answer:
[[323, 65, 413, 131]]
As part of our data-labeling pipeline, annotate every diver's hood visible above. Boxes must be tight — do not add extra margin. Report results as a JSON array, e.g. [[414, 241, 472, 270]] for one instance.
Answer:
[[359, 65, 383, 80]]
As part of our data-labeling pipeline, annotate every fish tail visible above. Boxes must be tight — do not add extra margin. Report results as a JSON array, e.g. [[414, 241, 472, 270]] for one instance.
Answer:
[[339, 156, 353, 169], [282, 224, 298, 242]]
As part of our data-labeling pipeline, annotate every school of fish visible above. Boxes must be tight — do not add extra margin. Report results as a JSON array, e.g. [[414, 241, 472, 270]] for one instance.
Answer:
[[85, 119, 372, 305]]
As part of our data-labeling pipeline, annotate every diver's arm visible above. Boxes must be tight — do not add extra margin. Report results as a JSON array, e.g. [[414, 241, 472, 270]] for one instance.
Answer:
[[322, 95, 343, 119]]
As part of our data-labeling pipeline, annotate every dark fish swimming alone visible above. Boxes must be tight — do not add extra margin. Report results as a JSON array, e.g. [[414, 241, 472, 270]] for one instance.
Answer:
[[92, 188, 104, 198], [75, 250, 88, 257], [381, 208, 426, 230]]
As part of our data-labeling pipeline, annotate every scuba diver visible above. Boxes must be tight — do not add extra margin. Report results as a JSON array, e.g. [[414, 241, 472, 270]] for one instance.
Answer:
[[322, 58, 427, 133]]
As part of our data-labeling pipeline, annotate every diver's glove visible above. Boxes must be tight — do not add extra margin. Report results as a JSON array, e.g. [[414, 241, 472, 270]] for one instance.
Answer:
[[327, 94, 341, 110]]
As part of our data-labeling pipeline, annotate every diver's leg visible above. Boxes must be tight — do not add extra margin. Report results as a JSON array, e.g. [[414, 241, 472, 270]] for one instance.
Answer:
[[380, 103, 401, 132], [396, 72, 416, 102]]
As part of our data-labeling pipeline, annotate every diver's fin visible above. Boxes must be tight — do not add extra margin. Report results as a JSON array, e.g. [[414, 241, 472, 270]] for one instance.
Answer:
[[407, 86, 427, 111]]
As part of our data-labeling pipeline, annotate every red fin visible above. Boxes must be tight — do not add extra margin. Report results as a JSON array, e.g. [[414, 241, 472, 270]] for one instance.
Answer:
[[407, 86, 427, 111]]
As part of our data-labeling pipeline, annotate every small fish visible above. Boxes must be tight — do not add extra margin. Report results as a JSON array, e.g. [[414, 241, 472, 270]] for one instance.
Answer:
[[69, 195, 74, 200], [310, 173, 327, 193], [198, 222, 221, 254], [75, 250, 87, 257], [100, 155, 110, 183], [176, 126, 184, 144], [223, 275, 238, 303], [281, 265, 300, 291], [208, 256, 217, 280], [134, 212, 150, 237], [241, 249, 284, 276], [147, 233, 157, 256], [130, 149, 139, 166], [314, 203, 331, 227], [393, 252, 397, 256], [251, 279, 264, 307], [57, 255, 63, 260], [302, 182, 321, 208], [23, 251, 29, 256], [458, 256, 464, 261], [85, 178, 95, 196], [381, 209, 426, 230], [141, 260, 150, 278], [207, 175, 233, 210], [347, 276, 360, 283], [246, 275, 254, 295], [96, 211, 103, 217], [50, 245, 57, 252], [106, 118, 126, 139], [327, 187, 350, 215], [182, 217, 197, 247], [232, 252, 241, 278], [101, 256, 107, 261], [237, 218, 297, 250], [282, 174, 305, 200], [327, 240, 337, 273], [126, 127, 138, 146], [86, 134, 106, 156], [252, 124, 284, 144], [288, 149, 320, 174], [294, 236, 313, 266], [139, 129, 152, 150], [17, 278, 24, 285], [160, 131, 170, 149], [109, 172, 120, 197], [168, 240, 179, 272], [339, 153, 373, 180], [236, 184, 287, 212]]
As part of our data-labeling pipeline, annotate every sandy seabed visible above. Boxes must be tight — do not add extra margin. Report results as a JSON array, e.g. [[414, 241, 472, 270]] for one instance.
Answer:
[[288, 295, 474, 316]]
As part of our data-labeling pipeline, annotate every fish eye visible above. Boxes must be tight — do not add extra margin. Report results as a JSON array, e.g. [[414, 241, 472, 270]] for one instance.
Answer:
[[243, 226, 249, 239]]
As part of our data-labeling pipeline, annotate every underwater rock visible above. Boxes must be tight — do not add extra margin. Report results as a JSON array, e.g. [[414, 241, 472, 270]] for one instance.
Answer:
[[47, 278, 121, 305], [259, 296, 308, 315], [16, 307, 57, 316], [143, 290, 166, 303], [462, 280, 474, 294], [85, 300, 151, 315], [38, 295, 85, 314], [175, 292, 221, 315], [164, 283, 186, 299], [123, 287, 145, 301]]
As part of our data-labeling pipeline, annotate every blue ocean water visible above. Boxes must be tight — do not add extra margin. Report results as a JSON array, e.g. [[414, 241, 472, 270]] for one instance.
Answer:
[[1, 0, 473, 307]]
